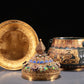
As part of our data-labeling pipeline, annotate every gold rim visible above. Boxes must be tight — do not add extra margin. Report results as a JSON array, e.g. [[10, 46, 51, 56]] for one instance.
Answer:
[[0, 20, 39, 70], [55, 37, 84, 39]]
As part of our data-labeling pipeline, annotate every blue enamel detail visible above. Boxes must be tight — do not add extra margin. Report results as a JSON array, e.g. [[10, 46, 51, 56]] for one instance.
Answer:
[[37, 61, 40, 63], [29, 60, 32, 62], [45, 60, 48, 63], [33, 61, 36, 63], [40, 61, 44, 64], [49, 60, 53, 62]]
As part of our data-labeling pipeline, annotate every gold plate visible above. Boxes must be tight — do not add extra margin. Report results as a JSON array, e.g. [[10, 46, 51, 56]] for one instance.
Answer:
[[0, 20, 39, 70]]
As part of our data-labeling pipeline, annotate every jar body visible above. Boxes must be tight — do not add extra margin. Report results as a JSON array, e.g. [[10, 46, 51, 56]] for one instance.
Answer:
[[48, 37, 84, 69]]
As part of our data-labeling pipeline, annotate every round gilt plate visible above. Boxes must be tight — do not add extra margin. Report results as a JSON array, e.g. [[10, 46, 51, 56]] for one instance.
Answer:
[[0, 20, 39, 70]]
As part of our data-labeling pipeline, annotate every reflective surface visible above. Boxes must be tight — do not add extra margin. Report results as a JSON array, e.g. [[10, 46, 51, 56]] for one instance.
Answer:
[[1, 30, 29, 60], [0, 67, 84, 84], [0, 20, 39, 70]]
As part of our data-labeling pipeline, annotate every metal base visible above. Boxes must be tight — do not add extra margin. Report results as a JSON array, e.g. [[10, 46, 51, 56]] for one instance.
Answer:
[[22, 70, 60, 81]]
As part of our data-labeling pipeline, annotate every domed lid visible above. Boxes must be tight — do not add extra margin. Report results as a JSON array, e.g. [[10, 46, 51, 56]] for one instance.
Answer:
[[22, 39, 60, 72]]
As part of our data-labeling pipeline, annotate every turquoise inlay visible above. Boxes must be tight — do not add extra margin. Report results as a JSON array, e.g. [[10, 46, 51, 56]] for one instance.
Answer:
[[25, 67, 27, 69], [44, 67, 48, 70], [48, 66, 52, 68], [52, 67, 55, 69], [46, 65, 52, 68], [27, 67, 30, 69]]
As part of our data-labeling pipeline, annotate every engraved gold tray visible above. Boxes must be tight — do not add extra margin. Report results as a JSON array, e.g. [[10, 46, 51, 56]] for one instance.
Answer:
[[0, 20, 39, 70]]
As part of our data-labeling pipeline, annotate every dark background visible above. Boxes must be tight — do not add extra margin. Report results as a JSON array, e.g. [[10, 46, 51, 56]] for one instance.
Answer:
[[0, 1, 80, 50]]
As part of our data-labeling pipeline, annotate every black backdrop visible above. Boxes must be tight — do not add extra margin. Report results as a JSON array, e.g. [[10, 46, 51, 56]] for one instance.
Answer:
[[0, 1, 78, 50]]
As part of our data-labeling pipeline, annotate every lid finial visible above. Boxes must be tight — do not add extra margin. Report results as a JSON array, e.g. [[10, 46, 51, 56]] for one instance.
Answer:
[[36, 38, 46, 54]]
